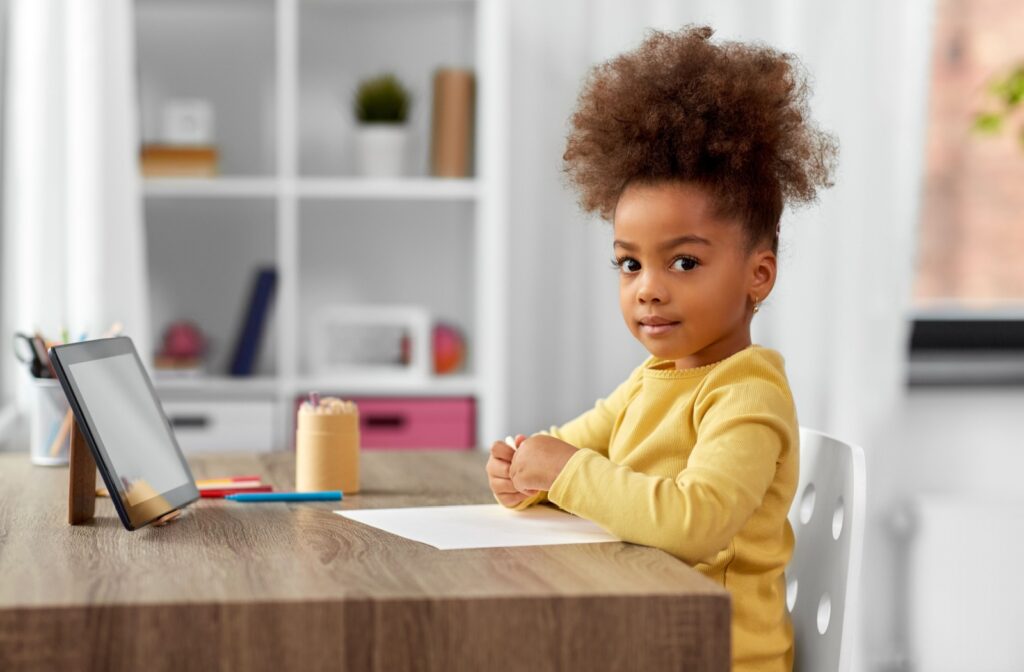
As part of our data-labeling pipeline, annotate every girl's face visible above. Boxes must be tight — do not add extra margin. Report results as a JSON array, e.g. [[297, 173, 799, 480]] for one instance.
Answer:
[[612, 181, 776, 370]]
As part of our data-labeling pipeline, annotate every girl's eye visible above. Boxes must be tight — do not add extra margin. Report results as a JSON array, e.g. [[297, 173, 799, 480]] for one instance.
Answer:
[[612, 257, 641, 273], [671, 256, 699, 271]]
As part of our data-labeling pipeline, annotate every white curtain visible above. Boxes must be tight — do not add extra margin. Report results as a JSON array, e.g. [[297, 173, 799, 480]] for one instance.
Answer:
[[1, 0, 150, 446], [0, 0, 11, 440], [508, 1, 935, 670]]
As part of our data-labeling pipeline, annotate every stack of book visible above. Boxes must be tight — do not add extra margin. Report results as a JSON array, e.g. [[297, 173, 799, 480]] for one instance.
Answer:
[[141, 144, 219, 177]]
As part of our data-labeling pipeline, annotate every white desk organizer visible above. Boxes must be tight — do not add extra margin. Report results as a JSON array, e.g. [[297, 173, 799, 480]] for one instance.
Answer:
[[310, 305, 431, 380]]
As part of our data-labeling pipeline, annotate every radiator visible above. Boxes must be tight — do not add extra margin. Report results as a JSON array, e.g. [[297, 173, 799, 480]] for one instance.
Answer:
[[908, 496, 1024, 671]]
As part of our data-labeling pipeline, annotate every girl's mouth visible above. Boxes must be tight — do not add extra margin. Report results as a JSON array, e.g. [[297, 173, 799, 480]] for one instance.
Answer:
[[639, 321, 680, 336]]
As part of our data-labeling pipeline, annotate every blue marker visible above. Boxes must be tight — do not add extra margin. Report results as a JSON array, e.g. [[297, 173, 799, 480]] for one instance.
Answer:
[[225, 491, 343, 502]]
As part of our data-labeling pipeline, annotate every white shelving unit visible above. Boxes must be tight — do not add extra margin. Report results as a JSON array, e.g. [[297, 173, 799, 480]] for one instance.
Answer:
[[136, 0, 509, 450]]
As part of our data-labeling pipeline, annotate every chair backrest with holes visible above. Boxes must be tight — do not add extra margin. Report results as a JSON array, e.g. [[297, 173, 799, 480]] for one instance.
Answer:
[[785, 427, 866, 672]]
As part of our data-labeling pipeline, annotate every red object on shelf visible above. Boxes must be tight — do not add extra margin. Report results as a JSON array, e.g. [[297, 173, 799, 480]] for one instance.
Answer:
[[161, 320, 207, 359], [399, 323, 466, 374], [432, 323, 465, 374]]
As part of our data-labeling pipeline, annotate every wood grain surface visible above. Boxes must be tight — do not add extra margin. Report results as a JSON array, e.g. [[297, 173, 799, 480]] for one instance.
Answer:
[[0, 450, 730, 671]]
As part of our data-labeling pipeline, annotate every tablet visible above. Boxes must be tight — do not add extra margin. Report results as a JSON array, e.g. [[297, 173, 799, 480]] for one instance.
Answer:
[[49, 337, 199, 530]]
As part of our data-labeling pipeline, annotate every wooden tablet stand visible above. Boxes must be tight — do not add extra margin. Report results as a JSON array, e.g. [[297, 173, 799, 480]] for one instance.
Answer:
[[67, 417, 182, 527], [68, 418, 96, 525]]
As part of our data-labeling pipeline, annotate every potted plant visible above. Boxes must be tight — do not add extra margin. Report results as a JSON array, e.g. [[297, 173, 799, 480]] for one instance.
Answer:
[[352, 73, 412, 177]]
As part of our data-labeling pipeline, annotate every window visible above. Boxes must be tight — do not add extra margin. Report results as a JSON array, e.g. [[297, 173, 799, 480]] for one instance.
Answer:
[[911, 0, 1024, 384]]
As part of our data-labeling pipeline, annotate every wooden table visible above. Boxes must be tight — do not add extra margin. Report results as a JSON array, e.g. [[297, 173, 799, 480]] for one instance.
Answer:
[[0, 450, 730, 671]]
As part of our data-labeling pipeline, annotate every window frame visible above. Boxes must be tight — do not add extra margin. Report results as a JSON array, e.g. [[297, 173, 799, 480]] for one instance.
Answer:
[[908, 309, 1024, 386]]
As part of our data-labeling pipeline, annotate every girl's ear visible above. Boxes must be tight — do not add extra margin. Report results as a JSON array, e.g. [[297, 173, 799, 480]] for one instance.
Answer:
[[748, 249, 777, 304]]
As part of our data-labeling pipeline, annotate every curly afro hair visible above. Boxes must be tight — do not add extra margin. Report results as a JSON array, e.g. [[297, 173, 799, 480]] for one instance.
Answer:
[[563, 26, 838, 252]]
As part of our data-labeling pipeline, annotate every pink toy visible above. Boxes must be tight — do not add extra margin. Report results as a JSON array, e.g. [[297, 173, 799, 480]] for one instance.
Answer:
[[161, 321, 206, 359]]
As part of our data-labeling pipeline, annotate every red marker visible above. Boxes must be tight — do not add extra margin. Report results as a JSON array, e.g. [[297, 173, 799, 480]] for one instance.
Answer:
[[200, 485, 274, 498]]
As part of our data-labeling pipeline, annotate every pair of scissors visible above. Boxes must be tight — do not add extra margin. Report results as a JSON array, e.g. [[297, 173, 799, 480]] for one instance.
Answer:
[[12, 332, 53, 378]]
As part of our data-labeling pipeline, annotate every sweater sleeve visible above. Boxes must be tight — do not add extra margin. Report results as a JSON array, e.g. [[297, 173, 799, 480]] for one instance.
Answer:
[[546, 376, 795, 564], [507, 361, 646, 511]]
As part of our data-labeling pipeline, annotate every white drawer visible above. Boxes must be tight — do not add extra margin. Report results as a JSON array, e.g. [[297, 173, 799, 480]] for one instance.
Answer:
[[161, 400, 274, 453]]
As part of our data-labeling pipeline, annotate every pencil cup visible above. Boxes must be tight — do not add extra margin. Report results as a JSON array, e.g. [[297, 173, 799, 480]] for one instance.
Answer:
[[30, 379, 71, 466], [295, 398, 360, 494]]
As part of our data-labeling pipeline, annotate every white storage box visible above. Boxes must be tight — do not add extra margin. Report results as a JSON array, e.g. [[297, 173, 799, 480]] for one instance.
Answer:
[[309, 305, 431, 380], [161, 400, 275, 453]]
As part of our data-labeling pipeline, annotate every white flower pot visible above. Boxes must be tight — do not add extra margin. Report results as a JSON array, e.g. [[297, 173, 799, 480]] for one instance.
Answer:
[[354, 124, 409, 177]]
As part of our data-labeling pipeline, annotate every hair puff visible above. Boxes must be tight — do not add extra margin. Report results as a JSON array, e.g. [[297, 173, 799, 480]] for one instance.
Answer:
[[563, 26, 838, 250]]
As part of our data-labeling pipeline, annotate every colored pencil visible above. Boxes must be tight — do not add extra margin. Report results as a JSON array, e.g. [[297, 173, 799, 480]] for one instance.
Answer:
[[50, 411, 73, 457], [225, 491, 343, 502], [95, 482, 273, 499], [200, 485, 274, 498], [197, 480, 264, 491], [195, 475, 262, 486]]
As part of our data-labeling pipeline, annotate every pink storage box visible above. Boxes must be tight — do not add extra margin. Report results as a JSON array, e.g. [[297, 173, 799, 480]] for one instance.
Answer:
[[294, 396, 475, 450]]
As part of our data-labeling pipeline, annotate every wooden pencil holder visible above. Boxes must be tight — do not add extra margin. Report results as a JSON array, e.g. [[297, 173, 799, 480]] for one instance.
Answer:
[[296, 400, 360, 494]]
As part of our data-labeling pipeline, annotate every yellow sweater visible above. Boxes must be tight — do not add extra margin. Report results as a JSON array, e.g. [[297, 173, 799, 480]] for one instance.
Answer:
[[513, 345, 798, 672]]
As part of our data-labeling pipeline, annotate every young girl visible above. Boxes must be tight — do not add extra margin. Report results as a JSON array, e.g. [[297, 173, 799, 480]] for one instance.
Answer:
[[486, 26, 837, 672]]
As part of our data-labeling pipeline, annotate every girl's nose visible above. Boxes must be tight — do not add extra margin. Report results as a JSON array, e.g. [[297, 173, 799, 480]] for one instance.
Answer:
[[636, 272, 666, 304]]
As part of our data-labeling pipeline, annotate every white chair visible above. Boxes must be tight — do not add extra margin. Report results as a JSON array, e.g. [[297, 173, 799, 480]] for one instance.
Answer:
[[785, 427, 866, 672]]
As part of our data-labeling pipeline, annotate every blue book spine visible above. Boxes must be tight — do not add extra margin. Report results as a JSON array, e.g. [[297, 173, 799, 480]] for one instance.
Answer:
[[229, 267, 277, 376]]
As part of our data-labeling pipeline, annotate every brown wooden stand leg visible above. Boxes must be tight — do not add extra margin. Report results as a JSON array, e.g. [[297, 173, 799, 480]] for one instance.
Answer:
[[68, 419, 96, 525]]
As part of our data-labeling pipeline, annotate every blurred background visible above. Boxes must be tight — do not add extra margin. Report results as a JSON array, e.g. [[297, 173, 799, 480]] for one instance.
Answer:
[[2, 0, 1022, 670]]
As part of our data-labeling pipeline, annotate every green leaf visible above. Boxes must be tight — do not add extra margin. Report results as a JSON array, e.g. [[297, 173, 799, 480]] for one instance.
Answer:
[[973, 111, 1003, 134], [991, 67, 1024, 107], [1007, 68, 1024, 106]]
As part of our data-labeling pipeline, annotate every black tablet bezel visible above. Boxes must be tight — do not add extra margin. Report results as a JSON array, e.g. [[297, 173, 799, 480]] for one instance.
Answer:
[[49, 337, 199, 530]]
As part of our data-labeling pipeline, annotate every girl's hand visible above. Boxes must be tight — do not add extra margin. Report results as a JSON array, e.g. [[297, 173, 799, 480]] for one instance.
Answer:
[[486, 434, 537, 508], [509, 435, 578, 494]]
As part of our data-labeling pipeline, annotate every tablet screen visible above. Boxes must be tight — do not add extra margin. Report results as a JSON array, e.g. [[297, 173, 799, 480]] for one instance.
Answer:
[[69, 353, 191, 501]]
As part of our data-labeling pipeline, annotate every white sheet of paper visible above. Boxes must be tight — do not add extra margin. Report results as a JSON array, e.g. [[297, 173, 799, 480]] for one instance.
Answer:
[[335, 504, 619, 550]]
